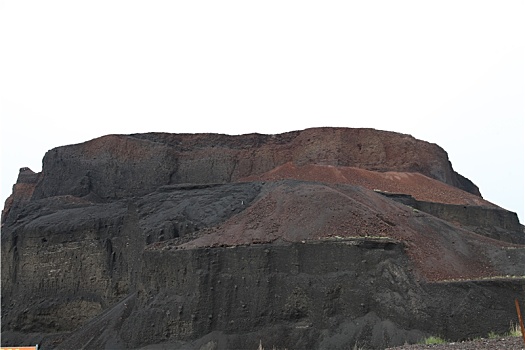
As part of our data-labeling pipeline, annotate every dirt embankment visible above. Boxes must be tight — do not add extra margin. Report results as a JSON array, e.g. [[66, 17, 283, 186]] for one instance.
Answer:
[[2, 128, 524, 350]]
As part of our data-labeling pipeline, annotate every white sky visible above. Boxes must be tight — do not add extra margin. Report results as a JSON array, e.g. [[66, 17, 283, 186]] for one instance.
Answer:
[[1, 1, 524, 223]]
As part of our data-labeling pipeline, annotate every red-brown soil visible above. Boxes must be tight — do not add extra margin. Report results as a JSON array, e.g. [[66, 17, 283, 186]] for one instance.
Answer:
[[2, 128, 523, 350], [154, 161, 514, 283], [152, 180, 518, 282], [240, 162, 495, 207]]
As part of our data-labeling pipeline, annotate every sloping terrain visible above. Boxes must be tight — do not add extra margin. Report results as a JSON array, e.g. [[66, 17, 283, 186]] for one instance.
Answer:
[[1, 128, 524, 349], [240, 163, 491, 206]]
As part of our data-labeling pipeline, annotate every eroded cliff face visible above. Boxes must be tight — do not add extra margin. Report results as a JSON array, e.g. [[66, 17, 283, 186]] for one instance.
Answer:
[[54, 239, 524, 350], [1, 128, 523, 350], [25, 128, 480, 203], [1, 183, 261, 333]]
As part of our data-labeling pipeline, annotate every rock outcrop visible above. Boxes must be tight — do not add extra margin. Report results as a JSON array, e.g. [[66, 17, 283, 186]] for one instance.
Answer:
[[27, 128, 480, 202], [1, 128, 523, 349]]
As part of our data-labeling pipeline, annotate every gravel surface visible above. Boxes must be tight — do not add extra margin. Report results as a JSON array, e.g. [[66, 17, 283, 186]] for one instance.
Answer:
[[387, 336, 524, 350], [241, 163, 496, 207]]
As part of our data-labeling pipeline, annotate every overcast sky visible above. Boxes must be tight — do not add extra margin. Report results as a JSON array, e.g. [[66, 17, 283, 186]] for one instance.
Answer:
[[1, 1, 524, 223]]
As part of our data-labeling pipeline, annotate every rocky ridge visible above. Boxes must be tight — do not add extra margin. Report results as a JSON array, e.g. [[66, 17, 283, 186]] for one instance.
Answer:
[[1, 127, 524, 350]]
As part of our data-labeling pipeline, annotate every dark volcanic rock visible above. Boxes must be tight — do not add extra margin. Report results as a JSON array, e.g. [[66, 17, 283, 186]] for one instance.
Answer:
[[27, 128, 480, 203], [53, 241, 524, 350], [1, 128, 524, 350], [377, 192, 525, 244]]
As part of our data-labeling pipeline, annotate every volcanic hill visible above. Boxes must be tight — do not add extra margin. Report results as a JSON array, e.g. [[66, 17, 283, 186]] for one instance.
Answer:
[[1, 127, 524, 349]]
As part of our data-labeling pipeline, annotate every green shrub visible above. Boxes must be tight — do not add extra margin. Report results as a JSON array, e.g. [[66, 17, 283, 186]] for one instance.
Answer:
[[487, 331, 499, 339], [420, 336, 446, 345], [257, 340, 288, 350], [508, 322, 522, 337]]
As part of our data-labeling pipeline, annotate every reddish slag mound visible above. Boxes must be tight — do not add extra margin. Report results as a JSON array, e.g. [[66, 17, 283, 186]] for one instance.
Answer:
[[3, 127, 519, 284], [240, 162, 493, 206], [2, 127, 524, 350]]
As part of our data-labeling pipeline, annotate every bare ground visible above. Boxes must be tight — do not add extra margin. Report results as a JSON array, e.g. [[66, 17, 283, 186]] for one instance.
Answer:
[[387, 336, 524, 350]]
